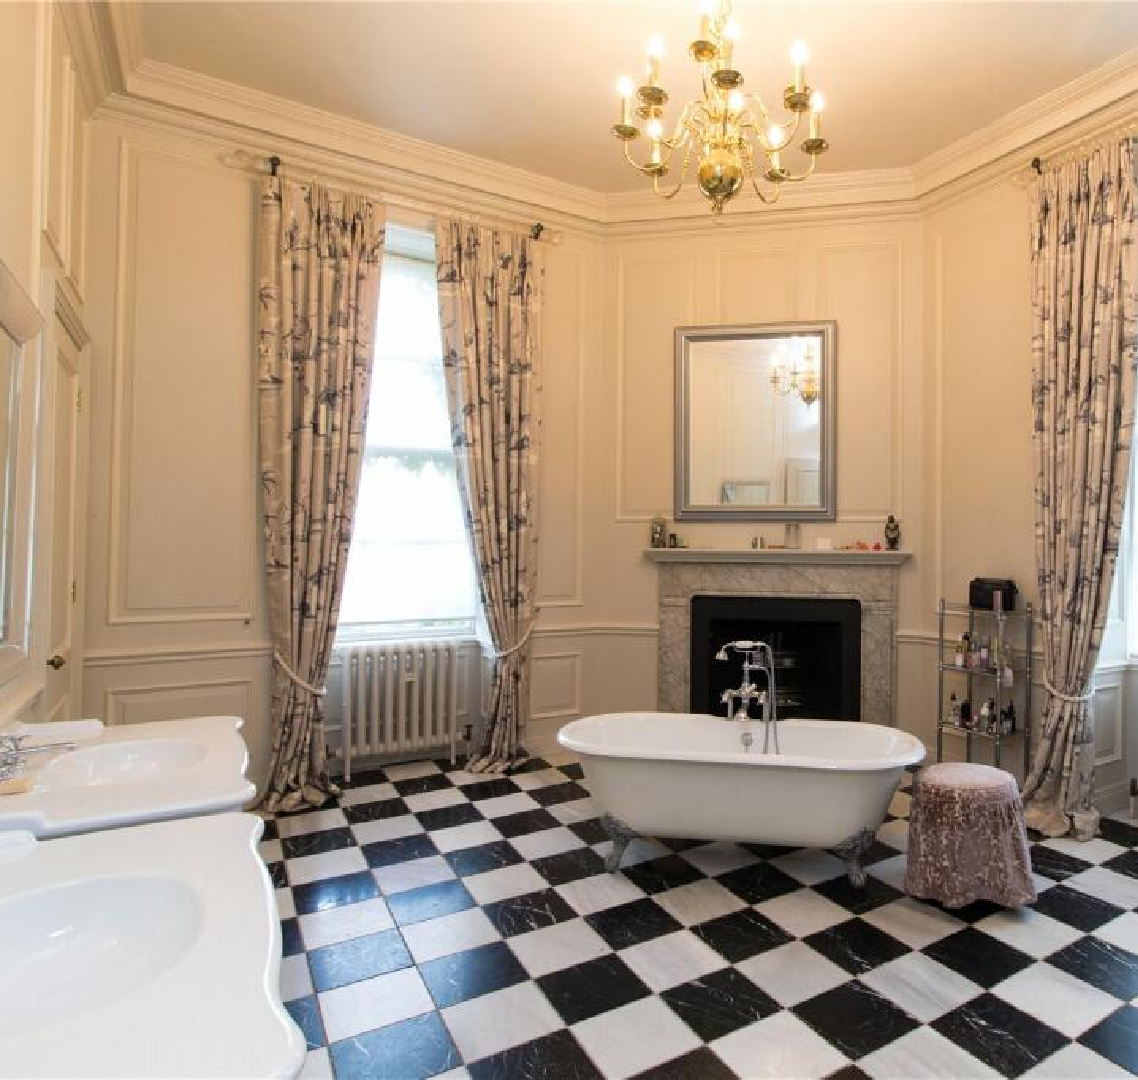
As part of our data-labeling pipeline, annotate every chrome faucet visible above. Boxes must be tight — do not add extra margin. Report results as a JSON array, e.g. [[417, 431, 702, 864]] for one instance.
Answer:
[[0, 734, 76, 781], [716, 640, 780, 753]]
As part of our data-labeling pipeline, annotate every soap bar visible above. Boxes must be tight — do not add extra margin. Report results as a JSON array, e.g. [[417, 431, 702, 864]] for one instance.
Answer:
[[0, 778, 32, 796]]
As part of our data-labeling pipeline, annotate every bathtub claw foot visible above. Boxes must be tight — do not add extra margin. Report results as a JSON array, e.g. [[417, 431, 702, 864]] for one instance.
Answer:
[[833, 827, 876, 888], [601, 813, 638, 872]]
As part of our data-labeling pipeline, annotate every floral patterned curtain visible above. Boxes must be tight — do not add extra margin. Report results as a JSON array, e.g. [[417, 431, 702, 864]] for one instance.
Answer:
[[435, 220, 544, 772], [1023, 139, 1137, 838], [257, 176, 385, 812]]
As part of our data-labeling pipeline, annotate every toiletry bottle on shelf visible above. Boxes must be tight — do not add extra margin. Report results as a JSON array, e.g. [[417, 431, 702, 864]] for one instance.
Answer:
[[1130, 778, 1138, 822], [947, 692, 959, 726], [960, 699, 972, 730], [979, 636, 990, 668]]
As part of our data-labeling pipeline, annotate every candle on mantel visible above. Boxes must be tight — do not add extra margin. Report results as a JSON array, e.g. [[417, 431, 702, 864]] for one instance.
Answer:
[[791, 40, 808, 93], [809, 91, 824, 139], [617, 76, 634, 126]]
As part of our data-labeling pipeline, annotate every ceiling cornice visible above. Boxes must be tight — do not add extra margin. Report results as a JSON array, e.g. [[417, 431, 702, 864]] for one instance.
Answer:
[[56, 0, 127, 111]]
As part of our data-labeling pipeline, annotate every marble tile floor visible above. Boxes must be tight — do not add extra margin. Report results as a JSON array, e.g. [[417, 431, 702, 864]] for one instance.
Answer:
[[263, 758, 1138, 1080]]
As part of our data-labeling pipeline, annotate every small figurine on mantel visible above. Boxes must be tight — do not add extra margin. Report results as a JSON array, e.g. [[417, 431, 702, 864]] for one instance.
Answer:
[[650, 516, 668, 549], [884, 515, 901, 551]]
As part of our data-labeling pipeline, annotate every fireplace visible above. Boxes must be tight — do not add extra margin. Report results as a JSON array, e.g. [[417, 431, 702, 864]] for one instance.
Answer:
[[691, 595, 861, 719]]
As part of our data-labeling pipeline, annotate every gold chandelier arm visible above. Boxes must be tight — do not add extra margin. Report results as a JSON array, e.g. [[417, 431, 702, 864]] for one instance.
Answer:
[[779, 154, 820, 183], [653, 145, 695, 200], [742, 142, 782, 205], [622, 140, 663, 175]]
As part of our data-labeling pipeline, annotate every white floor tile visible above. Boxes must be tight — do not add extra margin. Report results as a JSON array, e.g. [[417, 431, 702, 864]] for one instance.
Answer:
[[619, 929, 726, 992], [509, 826, 586, 861], [1066, 866, 1138, 909], [860, 952, 982, 1022], [861, 897, 965, 950], [974, 907, 1084, 958], [286, 847, 368, 886], [756, 889, 850, 938], [556, 872, 645, 916], [547, 797, 601, 826], [511, 768, 567, 791], [736, 940, 850, 1007], [299, 896, 394, 950], [442, 981, 562, 1062], [276, 808, 349, 839], [276, 886, 296, 921], [860, 1025, 1001, 1079], [653, 878, 746, 927], [992, 962, 1120, 1038], [1041, 836, 1127, 865], [476, 792, 541, 818], [507, 917, 612, 978], [400, 907, 502, 964], [888, 790, 912, 819], [350, 815, 424, 845], [297, 1047, 334, 1080], [876, 819, 910, 853], [260, 838, 284, 864], [372, 855, 456, 895], [867, 853, 909, 891], [1023, 1042, 1134, 1078], [280, 953, 313, 1002], [464, 862, 548, 904], [383, 761, 443, 781], [711, 1010, 849, 1079], [770, 849, 846, 885], [318, 966, 434, 1043], [608, 837, 672, 867], [339, 781, 398, 807], [431, 820, 502, 854], [403, 786, 468, 812], [1093, 911, 1138, 952], [573, 995, 701, 1080], [679, 841, 760, 878]]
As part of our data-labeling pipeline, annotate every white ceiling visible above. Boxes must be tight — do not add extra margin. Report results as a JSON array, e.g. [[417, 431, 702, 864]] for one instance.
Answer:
[[128, 2, 1138, 193]]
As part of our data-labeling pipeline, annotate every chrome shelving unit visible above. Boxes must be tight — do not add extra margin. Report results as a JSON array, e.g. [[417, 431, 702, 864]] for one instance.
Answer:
[[935, 598, 1034, 775]]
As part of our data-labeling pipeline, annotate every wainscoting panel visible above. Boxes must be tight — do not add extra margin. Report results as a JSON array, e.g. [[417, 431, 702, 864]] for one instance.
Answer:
[[531, 651, 582, 721], [715, 248, 798, 324]]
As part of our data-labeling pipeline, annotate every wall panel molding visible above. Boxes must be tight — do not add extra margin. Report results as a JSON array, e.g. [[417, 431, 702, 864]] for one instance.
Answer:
[[103, 675, 254, 727], [531, 651, 582, 721]]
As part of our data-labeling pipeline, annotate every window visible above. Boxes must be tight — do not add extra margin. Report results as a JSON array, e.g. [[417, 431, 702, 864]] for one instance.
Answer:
[[336, 234, 477, 642]]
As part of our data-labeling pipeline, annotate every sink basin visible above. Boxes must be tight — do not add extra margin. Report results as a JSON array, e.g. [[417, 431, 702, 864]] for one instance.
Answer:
[[39, 739, 207, 788], [0, 874, 203, 1035]]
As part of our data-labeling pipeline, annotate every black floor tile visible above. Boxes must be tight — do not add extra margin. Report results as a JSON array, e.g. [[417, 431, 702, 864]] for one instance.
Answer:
[[292, 869, 381, 915], [934, 993, 1067, 1077], [714, 862, 801, 904], [537, 952, 651, 1025], [259, 818, 279, 841], [1104, 849, 1138, 881], [1079, 1005, 1138, 1073], [529, 781, 591, 807], [1049, 936, 1138, 1000], [387, 879, 475, 926], [813, 874, 903, 915], [280, 916, 304, 956], [567, 817, 609, 845], [493, 807, 563, 837], [1031, 883, 1124, 932], [280, 826, 358, 860], [805, 918, 911, 975], [307, 928, 412, 991], [512, 757, 552, 773], [468, 1029, 603, 1080], [267, 860, 289, 888], [460, 778, 522, 801], [938, 897, 1005, 923], [340, 767, 387, 788], [329, 1009, 461, 1080], [795, 981, 918, 1059], [1031, 845, 1094, 882], [691, 907, 792, 963], [482, 887, 577, 937], [284, 994, 325, 1050], [1099, 819, 1138, 849], [825, 1066, 871, 1080], [360, 832, 439, 869], [447, 839, 524, 878], [420, 940, 529, 1007], [621, 854, 706, 895], [559, 762, 586, 781], [632, 1046, 739, 1080], [416, 802, 486, 831], [662, 967, 779, 1041], [923, 927, 1035, 987], [393, 773, 454, 796], [532, 847, 608, 886], [342, 796, 410, 824], [586, 896, 683, 950]]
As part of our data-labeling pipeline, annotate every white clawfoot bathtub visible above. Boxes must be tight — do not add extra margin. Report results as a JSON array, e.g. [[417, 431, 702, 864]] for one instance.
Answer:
[[558, 713, 925, 884]]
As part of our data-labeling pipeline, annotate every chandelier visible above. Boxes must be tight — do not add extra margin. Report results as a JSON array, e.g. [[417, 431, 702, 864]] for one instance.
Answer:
[[610, 1, 829, 214], [770, 340, 820, 405]]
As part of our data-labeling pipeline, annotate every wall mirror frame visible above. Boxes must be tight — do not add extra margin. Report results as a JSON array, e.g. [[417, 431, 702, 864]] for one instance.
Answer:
[[0, 258, 45, 702], [674, 320, 837, 521]]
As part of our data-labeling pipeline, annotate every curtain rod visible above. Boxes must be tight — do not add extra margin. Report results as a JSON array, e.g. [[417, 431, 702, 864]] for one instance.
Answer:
[[1013, 121, 1138, 185], [262, 153, 561, 244]]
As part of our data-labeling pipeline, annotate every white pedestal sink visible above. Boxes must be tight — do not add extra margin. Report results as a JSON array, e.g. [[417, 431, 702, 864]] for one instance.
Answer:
[[0, 716, 256, 837], [0, 813, 304, 1078]]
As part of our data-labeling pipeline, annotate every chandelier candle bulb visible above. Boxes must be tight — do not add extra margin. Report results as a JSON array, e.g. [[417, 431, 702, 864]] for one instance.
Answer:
[[646, 36, 664, 86], [721, 20, 738, 69], [809, 92, 823, 138], [791, 40, 809, 92], [618, 76, 634, 125]]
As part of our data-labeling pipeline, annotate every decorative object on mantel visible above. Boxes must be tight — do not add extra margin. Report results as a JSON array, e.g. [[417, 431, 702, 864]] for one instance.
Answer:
[[644, 546, 911, 565], [650, 515, 668, 549], [609, 0, 829, 213], [884, 515, 900, 551], [784, 523, 801, 549]]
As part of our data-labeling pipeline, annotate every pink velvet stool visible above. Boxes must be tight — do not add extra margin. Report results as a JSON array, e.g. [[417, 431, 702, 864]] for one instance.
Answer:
[[905, 762, 1036, 909]]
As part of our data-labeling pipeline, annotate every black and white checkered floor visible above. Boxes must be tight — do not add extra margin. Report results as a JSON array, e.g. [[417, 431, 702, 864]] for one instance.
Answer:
[[262, 756, 1138, 1080]]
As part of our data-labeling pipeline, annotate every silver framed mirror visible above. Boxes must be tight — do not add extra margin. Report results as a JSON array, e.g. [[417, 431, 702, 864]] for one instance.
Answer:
[[675, 320, 836, 521]]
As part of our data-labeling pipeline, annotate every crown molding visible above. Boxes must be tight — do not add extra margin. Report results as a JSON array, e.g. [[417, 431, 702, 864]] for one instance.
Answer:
[[56, 0, 127, 112]]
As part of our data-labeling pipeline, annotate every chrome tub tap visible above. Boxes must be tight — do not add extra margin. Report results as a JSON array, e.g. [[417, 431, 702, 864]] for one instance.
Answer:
[[716, 640, 780, 753]]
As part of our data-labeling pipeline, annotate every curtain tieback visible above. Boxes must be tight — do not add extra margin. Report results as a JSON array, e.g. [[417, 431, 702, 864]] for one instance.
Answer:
[[1042, 676, 1093, 704], [490, 615, 538, 660], [273, 650, 328, 697]]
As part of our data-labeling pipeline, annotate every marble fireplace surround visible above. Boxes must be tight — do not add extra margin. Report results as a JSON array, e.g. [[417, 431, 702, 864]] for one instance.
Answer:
[[647, 549, 911, 724]]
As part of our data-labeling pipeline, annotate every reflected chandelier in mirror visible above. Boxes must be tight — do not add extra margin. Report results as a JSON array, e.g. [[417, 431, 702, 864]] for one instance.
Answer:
[[675, 321, 836, 521]]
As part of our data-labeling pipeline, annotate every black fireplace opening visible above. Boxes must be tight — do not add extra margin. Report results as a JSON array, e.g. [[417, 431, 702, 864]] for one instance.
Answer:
[[691, 595, 861, 720]]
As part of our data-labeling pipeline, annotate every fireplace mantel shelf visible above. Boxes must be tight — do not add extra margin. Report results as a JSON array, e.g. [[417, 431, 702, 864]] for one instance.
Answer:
[[644, 548, 912, 567]]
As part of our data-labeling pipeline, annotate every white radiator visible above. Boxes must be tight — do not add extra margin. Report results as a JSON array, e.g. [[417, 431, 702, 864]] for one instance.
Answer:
[[338, 641, 460, 781]]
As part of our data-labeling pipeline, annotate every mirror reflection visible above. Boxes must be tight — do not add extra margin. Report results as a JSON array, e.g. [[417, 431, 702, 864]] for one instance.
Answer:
[[676, 322, 835, 520]]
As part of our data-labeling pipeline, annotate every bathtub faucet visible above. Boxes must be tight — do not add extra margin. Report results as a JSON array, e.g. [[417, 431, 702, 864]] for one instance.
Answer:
[[716, 640, 780, 754]]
